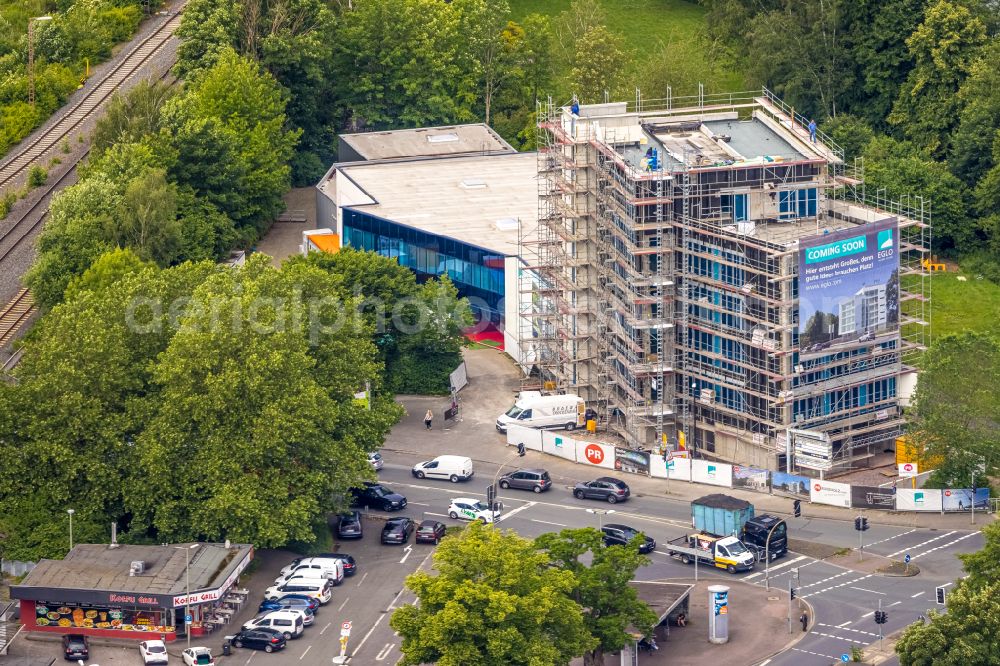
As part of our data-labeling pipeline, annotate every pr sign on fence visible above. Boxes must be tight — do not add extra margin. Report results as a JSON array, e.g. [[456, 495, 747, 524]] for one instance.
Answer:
[[810, 480, 851, 508], [851, 485, 896, 510], [941, 488, 989, 512], [575, 440, 615, 469]]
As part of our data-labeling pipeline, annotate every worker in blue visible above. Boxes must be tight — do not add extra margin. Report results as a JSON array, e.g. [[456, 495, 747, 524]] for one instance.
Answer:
[[570, 96, 580, 136], [807, 119, 817, 144]]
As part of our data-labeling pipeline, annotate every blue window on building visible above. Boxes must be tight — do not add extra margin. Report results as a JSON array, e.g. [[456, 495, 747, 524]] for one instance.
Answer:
[[341, 208, 506, 322], [779, 188, 817, 219]]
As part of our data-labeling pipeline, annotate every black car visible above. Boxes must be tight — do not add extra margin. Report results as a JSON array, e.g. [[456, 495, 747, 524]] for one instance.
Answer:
[[573, 476, 631, 503], [351, 482, 407, 511], [337, 510, 364, 539], [415, 519, 447, 544], [601, 524, 656, 554], [231, 627, 287, 653], [324, 553, 357, 576], [381, 517, 415, 544], [62, 634, 89, 661]]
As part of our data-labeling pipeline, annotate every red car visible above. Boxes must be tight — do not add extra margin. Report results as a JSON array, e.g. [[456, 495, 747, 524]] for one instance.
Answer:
[[415, 520, 447, 545]]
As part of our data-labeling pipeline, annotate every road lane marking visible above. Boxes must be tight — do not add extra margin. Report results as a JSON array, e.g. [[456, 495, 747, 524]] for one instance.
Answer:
[[819, 623, 877, 637], [849, 586, 885, 595], [743, 555, 807, 580], [531, 519, 567, 527], [497, 501, 536, 523], [861, 611, 874, 618], [299, 645, 311, 660], [376, 643, 395, 661], [245, 653, 255, 665], [911, 591, 924, 598], [910, 532, 979, 560], [838, 621, 852, 627], [866, 528, 917, 547], [399, 545, 414, 564], [801, 574, 872, 598], [798, 570, 851, 590], [792, 648, 839, 660], [887, 601, 901, 607], [407, 502, 429, 506], [320, 622, 331, 635], [887, 531, 956, 558], [758, 660, 771, 666], [358, 572, 369, 586], [338, 597, 350, 611], [423, 512, 449, 518], [353, 613, 388, 655], [813, 630, 866, 644]]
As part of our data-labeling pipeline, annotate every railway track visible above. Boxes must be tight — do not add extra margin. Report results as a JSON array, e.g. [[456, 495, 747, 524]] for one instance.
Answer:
[[0, 9, 182, 191], [0, 288, 35, 349]]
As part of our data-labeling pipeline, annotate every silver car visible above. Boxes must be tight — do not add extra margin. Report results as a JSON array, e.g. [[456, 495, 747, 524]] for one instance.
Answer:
[[498, 469, 552, 493], [368, 451, 384, 471]]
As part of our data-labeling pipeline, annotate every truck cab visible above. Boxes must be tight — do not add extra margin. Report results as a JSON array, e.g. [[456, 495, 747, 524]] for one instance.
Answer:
[[743, 514, 787, 560], [668, 533, 756, 573]]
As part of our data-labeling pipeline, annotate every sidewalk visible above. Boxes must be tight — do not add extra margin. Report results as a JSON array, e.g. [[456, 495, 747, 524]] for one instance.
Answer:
[[385, 348, 993, 532]]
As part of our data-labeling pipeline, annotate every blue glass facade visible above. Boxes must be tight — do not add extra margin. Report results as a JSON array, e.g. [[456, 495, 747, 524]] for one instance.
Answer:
[[341, 208, 507, 321]]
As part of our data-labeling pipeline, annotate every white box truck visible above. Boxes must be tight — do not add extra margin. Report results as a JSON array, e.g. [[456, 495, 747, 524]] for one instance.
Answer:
[[496, 392, 585, 433]]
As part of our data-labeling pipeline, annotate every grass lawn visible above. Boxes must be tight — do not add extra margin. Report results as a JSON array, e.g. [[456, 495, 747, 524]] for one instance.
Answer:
[[508, 0, 744, 99], [925, 272, 1000, 339]]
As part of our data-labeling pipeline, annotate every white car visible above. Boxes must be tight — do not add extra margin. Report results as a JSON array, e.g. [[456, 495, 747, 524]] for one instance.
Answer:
[[368, 451, 384, 471], [182, 646, 214, 665], [139, 639, 169, 664], [274, 559, 344, 586], [448, 497, 501, 523]]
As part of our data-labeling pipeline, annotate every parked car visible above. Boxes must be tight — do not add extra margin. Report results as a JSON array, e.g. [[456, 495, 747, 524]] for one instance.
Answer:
[[286, 552, 358, 577], [274, 558, 344, 586], [381, 517, 415, 544], [351, 482, 407, 511], [242, 610, 305, 639], [258, 597, 318, 616], [415, 519, 447, 544], [263, 579, 333, 604], [573, 477, 631, 503], [230, 627, 287, 653], [139, 639, 169, 664], [601, 524, 656, 553], [62, 634, 89, 661], [182, 647, 215, 665], [498, 468, 552, 493], [337, 510, 364, 539], [448, 497, 498, 523], [368, 451, 384, 470]]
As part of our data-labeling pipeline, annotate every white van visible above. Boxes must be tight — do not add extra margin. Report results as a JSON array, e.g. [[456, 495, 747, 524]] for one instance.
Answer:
[[411, 455, 474, 483], [242, 610, 305, 639], [274, 558, 344, 586], [496, 392, 585, 433]]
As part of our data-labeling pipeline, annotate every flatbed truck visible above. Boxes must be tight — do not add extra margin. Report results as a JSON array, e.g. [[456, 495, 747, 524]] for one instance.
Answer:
[[666, 533, 756, 573]]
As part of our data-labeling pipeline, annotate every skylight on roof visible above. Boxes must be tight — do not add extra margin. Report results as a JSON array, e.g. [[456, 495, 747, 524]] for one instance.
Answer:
[[428, 133, 460, 143], [494, 218, 519, 231], [460, 177, 487, 189]]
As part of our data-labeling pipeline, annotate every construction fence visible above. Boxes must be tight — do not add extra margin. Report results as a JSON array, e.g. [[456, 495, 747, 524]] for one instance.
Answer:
[[505, 424, 990, 514]]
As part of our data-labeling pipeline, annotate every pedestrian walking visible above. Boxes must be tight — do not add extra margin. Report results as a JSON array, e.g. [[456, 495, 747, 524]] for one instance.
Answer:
[[807, 119, 817, 144], [424, 409, 433, 430]]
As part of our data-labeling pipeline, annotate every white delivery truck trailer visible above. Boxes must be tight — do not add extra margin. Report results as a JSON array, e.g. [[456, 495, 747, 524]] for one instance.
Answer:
[[496, 392, 585, 433]]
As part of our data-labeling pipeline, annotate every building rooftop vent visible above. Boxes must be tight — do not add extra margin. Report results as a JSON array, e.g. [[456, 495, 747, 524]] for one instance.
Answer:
[[460, 177, 487, 189], [494, 217, 519, 231], [428, 133, 460, 143], [129, 560, 145, 576]]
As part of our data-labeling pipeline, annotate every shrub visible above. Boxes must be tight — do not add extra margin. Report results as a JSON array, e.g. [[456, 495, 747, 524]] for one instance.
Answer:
[[27, 165, 48, 188], [0, 190, 16, 218]]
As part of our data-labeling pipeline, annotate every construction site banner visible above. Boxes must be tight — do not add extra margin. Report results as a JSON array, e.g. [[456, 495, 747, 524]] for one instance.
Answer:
[[650, 455, 692, 480], [574, 439, 616, 469], [732, 466, 771, 494], [614, 448, 650, 475], [798, 218, 900, 360], [771, 471, 810, 499], [691, 460, 732, 487], [810, 480, 851, 508], [542, 432, 577, 461], [505, 424, 543, 452], [895, 488, 943, 512], [851, 485, 896, 510], [941, 488, 989, 512]]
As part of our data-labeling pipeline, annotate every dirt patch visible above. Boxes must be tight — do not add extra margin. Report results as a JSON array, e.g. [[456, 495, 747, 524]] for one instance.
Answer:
[[788, 539, 843, 560]]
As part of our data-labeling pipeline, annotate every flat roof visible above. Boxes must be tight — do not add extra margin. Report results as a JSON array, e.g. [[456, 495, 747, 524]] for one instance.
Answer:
[[12, 543, 253, 599], [630, 580, 694, 623], [339, 124, 515, 161], [325, 152, 538, 257]]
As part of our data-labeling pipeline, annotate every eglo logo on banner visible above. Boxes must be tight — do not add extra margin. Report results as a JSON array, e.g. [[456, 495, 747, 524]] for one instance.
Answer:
[[706, 465, 716, 478]]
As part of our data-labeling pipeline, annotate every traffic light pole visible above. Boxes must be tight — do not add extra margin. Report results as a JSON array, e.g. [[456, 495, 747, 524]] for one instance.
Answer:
[[878, 598, 883, 651], [787, 578, 792, 634]]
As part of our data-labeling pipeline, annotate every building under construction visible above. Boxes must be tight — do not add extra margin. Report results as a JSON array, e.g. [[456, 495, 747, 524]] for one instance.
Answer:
[[520, 89, 930, 471]]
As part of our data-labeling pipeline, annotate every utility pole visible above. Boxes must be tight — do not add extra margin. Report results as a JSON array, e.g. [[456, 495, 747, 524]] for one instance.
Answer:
[[27, 16, 53, 106]]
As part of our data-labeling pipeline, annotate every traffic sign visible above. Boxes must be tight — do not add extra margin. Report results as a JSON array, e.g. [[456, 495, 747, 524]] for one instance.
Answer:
[[841, 655, 850, 663], [904, 553, 911, 564], [185, 614, 192, 624], [341, 621, 352, 637]]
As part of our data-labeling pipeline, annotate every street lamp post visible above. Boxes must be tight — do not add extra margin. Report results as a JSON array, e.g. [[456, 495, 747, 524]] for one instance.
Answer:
[[586, 508, 615, 531], [763, 520, 783, 591], [174, 544, 200, 648], [490, 444, 526, 524], [27, 16, 53, 107], [66, 508, 74, 552]]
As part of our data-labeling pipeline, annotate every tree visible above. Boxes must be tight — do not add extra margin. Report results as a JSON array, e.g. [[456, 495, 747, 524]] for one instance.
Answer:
[[91, 80, 176, 156], [64, 247, 154, 304], [569, 26, 628, 102], [535, 528, 657, 666], [906, 332, 1000, 488], [452, 0, 517, 125], [957, 520, 1000, 592], [109, 169, 182, 266], [888, 0, 987, 157], [391, 522, 596, 666], [895, 580, 1000, 665], [822, 114, 875, 163], [950, 38, 1000, 186]]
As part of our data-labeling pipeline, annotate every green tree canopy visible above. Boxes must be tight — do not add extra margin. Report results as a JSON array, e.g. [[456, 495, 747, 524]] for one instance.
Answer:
[[535, 528, 657, 666], [391, 522, 596, 666], [569, 25, 628, 103], [895, 580, 1000, 665]]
